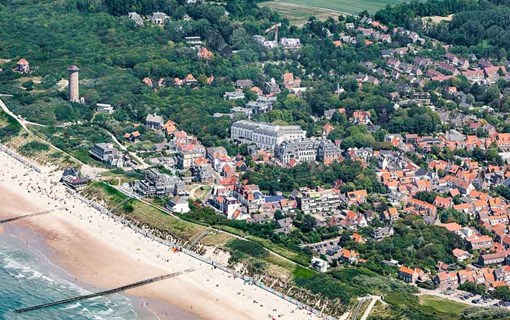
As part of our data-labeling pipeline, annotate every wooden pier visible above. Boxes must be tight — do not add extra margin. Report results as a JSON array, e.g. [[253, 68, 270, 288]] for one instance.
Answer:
[[14, 268, 195, 314], [0, 209, 55, 224]]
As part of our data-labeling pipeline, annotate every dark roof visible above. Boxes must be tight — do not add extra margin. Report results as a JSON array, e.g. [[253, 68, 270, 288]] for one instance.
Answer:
[[501, 177, 510, 188], [265, 195, 285, 203]]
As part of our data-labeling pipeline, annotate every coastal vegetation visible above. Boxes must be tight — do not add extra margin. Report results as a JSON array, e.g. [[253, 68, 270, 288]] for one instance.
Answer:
[[84, 182, 205, 240], [18, 141, 49, 156], [0, 108, 22, 142], [0, 109, 78, 166]]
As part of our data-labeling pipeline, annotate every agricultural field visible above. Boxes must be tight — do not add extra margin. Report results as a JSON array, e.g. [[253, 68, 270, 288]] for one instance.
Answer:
[[260, 0, 405, 24]]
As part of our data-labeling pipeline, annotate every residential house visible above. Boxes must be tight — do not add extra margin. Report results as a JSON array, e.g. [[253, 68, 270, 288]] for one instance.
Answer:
[[150, 12, 169, 25], [166, 197, 190, 214], [16, 59, 29, 73], [452, 248, 472, 261], [347, 190, 368, 204], [198, 47, 213, 60], [339, 249, 359, 264], [146, 113, 164, 130], [466, 235, 494, 250], [398, 266, 423, 283], [434, 271, 459, 290], [479, 251, 509, 266]]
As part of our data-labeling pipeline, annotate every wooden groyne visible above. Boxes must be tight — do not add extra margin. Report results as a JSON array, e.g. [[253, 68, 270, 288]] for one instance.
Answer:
[[0, 209, 55, 224], [14, 268, 195, 314]]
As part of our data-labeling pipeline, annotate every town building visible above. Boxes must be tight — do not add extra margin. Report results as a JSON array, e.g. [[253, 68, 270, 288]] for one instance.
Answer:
[[223, 90, 245, 100], [146, 113, 164, 130], [294, 187, 342, 214], [275, 139, 318, 165], [317, 140, 342, 164], [311, 257, 328, 272], [176, 145, 206, 169], [96, 103, 114, 114], [230, 120, 306, 150], [150, 12, 169, 25], [134, 169, 181, 197], [478, 252, 509, 266], [90, 143, 124, 167], [166, 197, 190, 214], [60, 168, 89, 190], [398, 266, 423, 283], [128, 12, 144, 26], [434, 271, 459, 290], [466, 235, 494, 250]]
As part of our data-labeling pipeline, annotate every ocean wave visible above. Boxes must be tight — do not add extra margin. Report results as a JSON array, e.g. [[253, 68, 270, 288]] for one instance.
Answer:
[[3, 257, 56, 284], [0, 243, 137, 320], [60, 302, 82, 310]]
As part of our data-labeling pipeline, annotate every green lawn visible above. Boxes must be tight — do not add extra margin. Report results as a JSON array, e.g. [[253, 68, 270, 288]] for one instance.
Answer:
[[293, 265, 316, 280], [246, 235, 310, 266], [419, 295, 468, 316]]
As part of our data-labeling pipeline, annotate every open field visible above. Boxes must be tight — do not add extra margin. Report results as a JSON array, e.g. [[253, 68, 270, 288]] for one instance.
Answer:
[[260, 0, 406, 24], [422, 14, 454, 25], [419, 294, 468, 316]]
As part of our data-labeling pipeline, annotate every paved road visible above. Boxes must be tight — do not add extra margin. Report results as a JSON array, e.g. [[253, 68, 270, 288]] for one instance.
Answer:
[[105, 130, 149, 169], [418, 288, 501, 308], [360, 296, 383, 320]]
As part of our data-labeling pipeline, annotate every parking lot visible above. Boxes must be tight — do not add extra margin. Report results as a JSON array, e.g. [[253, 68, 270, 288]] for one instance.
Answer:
[[423, 288, 505, 308]]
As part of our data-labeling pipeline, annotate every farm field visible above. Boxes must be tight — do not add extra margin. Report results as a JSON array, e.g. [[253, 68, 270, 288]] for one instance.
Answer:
[[260, 0, 405, 24]]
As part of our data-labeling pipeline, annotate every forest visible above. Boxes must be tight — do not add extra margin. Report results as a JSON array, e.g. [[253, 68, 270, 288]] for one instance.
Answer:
[[376, 0, 510, 57], [243, 160, 385, 194]]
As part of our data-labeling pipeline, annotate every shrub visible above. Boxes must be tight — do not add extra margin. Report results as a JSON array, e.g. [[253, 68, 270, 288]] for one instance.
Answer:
[[18, 141, 50, 156], [226, 239, 268, 259]]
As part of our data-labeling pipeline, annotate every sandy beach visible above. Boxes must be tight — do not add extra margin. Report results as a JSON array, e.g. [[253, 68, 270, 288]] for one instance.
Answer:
[[0, 150, 322, 320]]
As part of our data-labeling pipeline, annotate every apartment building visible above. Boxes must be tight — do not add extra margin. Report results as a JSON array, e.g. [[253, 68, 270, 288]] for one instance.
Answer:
[[275, 139, 318, 164], [90, 143, 124, 167], [294, 187, 343, 214], [230, 120, 306, 150], [134, 169, 184, 197]]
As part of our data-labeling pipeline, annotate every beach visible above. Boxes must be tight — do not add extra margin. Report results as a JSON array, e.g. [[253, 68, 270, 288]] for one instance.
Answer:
[[0, 150, 322, 320]]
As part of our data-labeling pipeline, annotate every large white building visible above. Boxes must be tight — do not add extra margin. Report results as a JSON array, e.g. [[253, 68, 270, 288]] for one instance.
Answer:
[[230, 120, 306, 150]]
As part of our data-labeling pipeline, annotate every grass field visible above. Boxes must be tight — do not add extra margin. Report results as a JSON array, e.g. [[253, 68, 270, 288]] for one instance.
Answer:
[[419, 295, 468, 316], [260, 0, 405, 24]]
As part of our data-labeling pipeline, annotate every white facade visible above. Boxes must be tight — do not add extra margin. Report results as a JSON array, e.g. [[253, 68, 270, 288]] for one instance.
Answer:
[[231, 120, 306, 150]]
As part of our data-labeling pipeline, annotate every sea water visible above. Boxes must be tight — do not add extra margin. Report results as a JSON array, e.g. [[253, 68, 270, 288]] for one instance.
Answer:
[[0, 234, 143, 320]]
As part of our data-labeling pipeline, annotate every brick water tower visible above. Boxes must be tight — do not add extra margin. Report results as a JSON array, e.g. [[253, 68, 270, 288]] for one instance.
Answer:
[[68, 65, 80, 102]]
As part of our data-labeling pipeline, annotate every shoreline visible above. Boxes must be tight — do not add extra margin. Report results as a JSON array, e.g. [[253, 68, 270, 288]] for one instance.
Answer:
[[0, 149, 322, 320], [0, 222, 165, 320]]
